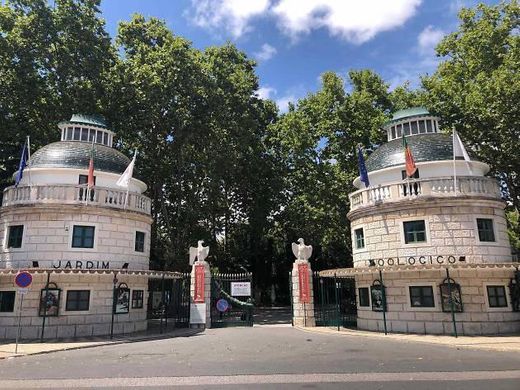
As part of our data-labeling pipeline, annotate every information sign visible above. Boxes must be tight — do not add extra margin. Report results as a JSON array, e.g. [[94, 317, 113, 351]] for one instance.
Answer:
[[231, 282, 251, 296]]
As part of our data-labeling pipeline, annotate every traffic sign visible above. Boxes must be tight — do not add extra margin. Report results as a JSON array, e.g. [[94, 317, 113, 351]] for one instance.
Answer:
[[17, 288, 28, 295], [216, 298, 229, 312], [15, 271, 32, 288]]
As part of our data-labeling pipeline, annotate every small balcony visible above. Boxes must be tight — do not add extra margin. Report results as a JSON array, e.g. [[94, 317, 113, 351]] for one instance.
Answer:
[[349, 176, 501, 212], [2, 184, 151, 215]]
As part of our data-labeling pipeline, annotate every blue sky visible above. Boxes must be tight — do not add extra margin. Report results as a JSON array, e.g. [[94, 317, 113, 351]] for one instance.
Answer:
[[100, 0, 499, 111]]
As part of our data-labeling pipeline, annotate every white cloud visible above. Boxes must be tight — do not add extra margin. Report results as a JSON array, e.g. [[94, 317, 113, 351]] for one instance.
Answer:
[[417, 25, 445, 56], [254, 43, 277, 62], [257, 86, 277, 99], [187, 0, 270, 38], [276, 95, 297, 113], [272, 0, 423, 44], [186, 0, 422, 43]]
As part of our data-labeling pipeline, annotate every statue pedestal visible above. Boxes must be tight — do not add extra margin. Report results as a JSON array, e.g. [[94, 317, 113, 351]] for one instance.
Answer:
[[291, 260, 316, 327], [190, 260, 211, 328]]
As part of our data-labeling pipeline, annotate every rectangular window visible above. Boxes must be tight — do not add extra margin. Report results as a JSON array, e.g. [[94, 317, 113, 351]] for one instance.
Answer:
[[65, 290, 90, 311], [409, 286, 435, 307], [89, 129, 95, 142], [403, 122, 410, 136], [411, 121, 418, 135], [396, 124, 402, 138], [66, 127, 72, 140], [81, 128, 88, 141], [487, 285, 507, 308], [358, 287, 370, 307], [131, 290, 144, 309], [403, 220, 426, 244], [103, 132, 108, 145], [7, 225, 24, 248], [477, 218, 495, 242], [418, 120, 426, 133], [96, 131, 103, 144], [72, 225, 95, 248], [135, 231, 145, 252], [74, 127, 81, 140], [426, 120, 433, 133], [0, 291, 16, 312], [391, 127, 396, 140], [354, 228, 365, 249]]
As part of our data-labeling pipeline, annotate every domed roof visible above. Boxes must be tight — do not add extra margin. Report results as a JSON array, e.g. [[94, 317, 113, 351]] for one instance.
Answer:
[[366, 133, 480, 172], [384, 107, 432, 126], [30, 142, 130, 174], [59, 114, 109, 129]]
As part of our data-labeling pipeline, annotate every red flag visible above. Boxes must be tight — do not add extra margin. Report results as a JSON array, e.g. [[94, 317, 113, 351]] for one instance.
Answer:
[[402, 134, 417, 177], [88, 141, 95, 188]]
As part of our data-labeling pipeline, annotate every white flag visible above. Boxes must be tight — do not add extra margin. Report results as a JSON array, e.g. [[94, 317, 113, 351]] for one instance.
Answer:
[[453, 130, 471, 162], [116, 150, 137, 188]]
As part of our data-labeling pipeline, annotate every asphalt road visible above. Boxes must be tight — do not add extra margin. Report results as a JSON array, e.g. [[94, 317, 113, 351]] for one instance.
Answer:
[[1, 326, 519, 389]]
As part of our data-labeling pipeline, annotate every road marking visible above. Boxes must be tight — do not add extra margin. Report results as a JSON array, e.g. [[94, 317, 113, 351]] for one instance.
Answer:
[[1, 371, 520, 388]]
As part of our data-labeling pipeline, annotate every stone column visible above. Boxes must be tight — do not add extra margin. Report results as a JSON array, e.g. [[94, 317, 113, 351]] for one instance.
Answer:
[[190, 260, 212, 328], [291, 259, 316, 327]]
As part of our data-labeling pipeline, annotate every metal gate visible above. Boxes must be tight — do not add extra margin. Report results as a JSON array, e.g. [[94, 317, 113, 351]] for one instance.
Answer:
[[211, 272, 254, 327], [313, 272, 357, 328], [147, 273, 191, 328]]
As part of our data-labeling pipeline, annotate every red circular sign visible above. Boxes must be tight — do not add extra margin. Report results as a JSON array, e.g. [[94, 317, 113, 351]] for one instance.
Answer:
[[15, 271, 32, 288]]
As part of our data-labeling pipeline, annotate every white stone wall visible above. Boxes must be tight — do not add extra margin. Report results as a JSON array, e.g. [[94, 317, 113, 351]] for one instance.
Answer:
[[0, 204, 152, 270], [355, 267, 520, 335], [350, 199, 511, 267], [0, 272, 148, 339]]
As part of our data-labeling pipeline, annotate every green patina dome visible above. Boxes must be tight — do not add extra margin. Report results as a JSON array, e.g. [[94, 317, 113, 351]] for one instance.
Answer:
[[365, 133, 479, 172], [30, 142, 130, 174], [59, 114, 109, 129], [384, 107, 431, 126]]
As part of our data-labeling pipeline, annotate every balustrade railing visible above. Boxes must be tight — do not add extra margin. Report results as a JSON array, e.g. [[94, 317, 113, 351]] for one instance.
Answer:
[[349, 176, 501, 211], [2, 184, 151, 215]]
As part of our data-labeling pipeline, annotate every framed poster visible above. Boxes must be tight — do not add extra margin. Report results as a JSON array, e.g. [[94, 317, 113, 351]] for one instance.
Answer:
[[298, 263, 311, 303], [370, 283, 386, 312], [115, 286, 130, 314], [440, 281, 463, 313], [39, 287, 61, 317]]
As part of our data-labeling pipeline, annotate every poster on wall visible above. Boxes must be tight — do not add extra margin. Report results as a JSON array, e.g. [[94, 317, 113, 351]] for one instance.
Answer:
[[298, 263, 311, 303], [39, 288, 61, 317], [115, 287, 130, 314], [370, 285, 386, 312], [440, 283, 463, 312]]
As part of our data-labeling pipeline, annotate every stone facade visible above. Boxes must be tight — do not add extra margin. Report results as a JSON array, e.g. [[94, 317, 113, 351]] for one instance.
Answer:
[[0, 271, 148, 339], [0, 204, 152, 270], [349, 198, 511, 267]]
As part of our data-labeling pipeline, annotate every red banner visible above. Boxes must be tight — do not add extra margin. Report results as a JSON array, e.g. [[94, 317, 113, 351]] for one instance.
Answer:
[[298, 263, 311, 303], [194, 264, 205, 303]]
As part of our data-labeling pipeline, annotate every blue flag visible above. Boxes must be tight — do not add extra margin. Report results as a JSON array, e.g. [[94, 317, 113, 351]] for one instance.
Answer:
[[357, 146, 370, 188], [15, 140, 29, 187]]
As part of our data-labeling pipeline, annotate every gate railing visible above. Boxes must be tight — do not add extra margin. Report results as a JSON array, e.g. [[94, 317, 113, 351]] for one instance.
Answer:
[[147, 273, 191, 329], [211, 272, 253, 327], [313, 272, 357, 328]]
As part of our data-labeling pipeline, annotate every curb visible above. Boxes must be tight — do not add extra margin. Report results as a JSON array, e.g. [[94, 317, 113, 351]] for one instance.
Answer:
[[0, 328, 203, 360]]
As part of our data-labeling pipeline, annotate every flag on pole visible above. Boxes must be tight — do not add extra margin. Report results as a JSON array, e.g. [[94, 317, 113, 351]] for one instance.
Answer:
[[402, 134, 417, 178], [116, 150, 137, 189], [14, 139, 29, 187], [452, 129, 471, 162], [87, 140, 95, 189], [357, 146, 370, 188]]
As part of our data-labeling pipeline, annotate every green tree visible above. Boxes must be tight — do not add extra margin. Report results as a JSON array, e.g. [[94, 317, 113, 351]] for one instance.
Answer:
[[422, 1, 520, 251], [0, 0, 114, 196]]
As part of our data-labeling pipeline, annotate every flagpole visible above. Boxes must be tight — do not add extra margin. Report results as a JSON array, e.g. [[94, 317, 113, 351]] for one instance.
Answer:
[[27, 136, 32, 188], [453, 129, 457, 196]]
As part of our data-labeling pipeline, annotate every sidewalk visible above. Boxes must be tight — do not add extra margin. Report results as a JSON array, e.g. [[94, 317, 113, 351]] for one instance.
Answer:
[[295, 325, 520, 352], [0, 327, 202, 360]]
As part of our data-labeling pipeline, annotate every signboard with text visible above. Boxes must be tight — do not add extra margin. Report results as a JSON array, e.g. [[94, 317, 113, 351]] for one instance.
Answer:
[[194, 264, 205, 303], [231, 282, 251, 297], [298, 263, 311, 303]]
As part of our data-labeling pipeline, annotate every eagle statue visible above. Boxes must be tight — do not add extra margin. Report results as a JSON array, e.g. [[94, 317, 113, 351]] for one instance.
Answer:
[[189, 240, 210, 265], [291, 238, 312, 261]]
